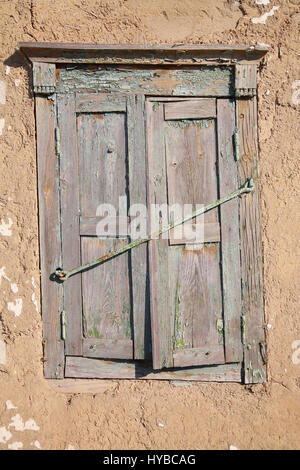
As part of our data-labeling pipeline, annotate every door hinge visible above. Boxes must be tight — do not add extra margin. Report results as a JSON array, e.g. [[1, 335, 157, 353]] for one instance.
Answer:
[[61, 310, 67, 340], [55, 127, 60, 156], [233, 127, 240, 161]]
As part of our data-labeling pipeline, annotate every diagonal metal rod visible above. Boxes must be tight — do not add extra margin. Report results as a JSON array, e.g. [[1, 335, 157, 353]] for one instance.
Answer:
[[54, 178, 254, 282]]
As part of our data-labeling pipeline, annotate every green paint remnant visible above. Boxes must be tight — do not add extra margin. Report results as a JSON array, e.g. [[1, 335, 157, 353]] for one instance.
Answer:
[[167, 119, 213, 129], [88, 326, 100, 338], [154, 174, 163, 186], [152, 101, 159, 111], [241, 315, 246, 345], [217, 318, 224, 345], [173, 282, 188, 349]]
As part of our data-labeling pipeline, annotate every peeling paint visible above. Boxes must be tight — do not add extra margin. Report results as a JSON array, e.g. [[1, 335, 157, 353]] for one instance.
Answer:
[[7, 298, 23, 317], [256, 0, 270, 4], [14, 79, 20, 87], [6, 400, 17, 410], [252, 6, 280, 24], [0, 217, 13, 236], [229, 445, 239, 450], [0, 80, 6, 104], [8, 441, 23, 450], [8, 414, 40, 431], [0, 426, 12, 444], [5, 66, 10, 75]]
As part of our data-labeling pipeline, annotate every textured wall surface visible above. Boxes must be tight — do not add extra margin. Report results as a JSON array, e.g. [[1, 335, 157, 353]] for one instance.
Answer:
[[0, 0, 299, 450]]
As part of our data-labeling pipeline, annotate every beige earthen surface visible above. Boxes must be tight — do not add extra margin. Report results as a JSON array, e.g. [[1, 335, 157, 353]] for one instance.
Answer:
[[0, 0, 299, 450]]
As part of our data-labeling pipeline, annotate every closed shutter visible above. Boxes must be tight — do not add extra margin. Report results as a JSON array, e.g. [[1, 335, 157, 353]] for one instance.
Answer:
[[146, 98, 242, 370], [57, 93, 150, 361]]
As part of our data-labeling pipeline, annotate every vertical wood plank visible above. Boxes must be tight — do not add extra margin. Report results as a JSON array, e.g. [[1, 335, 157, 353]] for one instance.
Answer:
[[146, 101, 172, 369], [35, 95, 64, 378], [217, 99, 243, 362], [236, 97, 266, 383], [81, 237, 132, 345], [127, 95, 150, 360], [57, 93, 82, 355]]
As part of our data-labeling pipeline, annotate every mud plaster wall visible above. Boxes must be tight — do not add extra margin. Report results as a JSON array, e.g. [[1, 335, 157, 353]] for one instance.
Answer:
[[0, 0, 299, 450]]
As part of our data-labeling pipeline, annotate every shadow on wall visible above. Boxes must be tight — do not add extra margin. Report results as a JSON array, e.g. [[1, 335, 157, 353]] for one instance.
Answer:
[[4, 49, 34, 98]]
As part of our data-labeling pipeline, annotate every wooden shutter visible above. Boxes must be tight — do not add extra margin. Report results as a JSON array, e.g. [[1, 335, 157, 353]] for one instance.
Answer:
[[147, 98, 242, 370], [57, 93, 150, 361]]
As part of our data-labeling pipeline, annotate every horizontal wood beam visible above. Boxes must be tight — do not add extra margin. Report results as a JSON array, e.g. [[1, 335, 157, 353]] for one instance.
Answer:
[[19, 42, 268, 65], [65, 356, 242, 382]]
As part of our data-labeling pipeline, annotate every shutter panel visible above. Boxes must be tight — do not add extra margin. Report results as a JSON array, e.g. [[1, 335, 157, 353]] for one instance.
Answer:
[[58, 93, 148, 360], [147, 98, 242, 370]]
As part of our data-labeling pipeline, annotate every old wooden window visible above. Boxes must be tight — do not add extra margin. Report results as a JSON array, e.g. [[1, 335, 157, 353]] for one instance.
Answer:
[[20, 43, 268, 384]]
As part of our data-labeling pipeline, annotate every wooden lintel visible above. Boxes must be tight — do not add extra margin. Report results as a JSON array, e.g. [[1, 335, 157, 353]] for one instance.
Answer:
[[19, 42, 268, 65]]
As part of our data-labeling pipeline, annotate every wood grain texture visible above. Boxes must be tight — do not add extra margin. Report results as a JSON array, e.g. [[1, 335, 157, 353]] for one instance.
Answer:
[[77, 112, 127, 217], [80, 216, 129, 237], [57, 93, 82, 355], [169, 222, 220, 244], [235, 64, 257, 97], [164, 99, 216, 120], [48, 378, 118, 394], [82, 338, 133, 359], [146, 101, 172, 369], [65, 356, 242, 382], [32, 62, 56, 94], [35, 95, 64, 378], [217, 99, 242, 363], [147, 100, 224, 370], [173, 345, 225, 368], [236, 97, 265, 383], [57, 66, 233, 96], [81, 237, 132, 347], [127, 94, 150, 360], [20, 42, 268, 66], [76, 93, 126, 113]]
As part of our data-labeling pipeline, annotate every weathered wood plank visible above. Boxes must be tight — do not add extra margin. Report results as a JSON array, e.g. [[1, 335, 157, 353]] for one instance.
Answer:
[[82, 338, 133, 360], [146, 101, 172, 369], [235, 64, 257, 97], [163, 115, 224, 367], [164, 99, 216, 120], [169, 222, 220, 244], [217, 99, 243, 363], [77, 112, 127, 216], [48, 379, 118, 394], [127, 94, 150, 360], [76, 93, 126, 112], [173, 346, 225, 368], [32, 62, 56, 94], [20, 42, 268, 66], [35, 95, 64, 378], [57, 93, 82, 356], [57, 66, 234, 96], [80, 216, 129, 237], [81, 237, 132, 346], [236, 97, 265, 383], [172, 245, 224, 365], [65, 356, 242, 382]]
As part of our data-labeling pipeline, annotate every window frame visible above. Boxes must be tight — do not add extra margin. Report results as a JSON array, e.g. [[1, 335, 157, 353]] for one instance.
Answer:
[[20, 43, 268, 384]]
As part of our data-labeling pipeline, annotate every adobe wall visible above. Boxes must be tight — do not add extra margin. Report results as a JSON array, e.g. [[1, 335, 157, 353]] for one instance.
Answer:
[[0, 0, 299, 449]]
